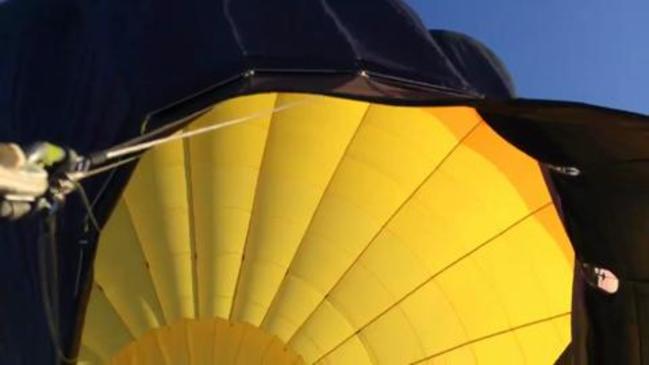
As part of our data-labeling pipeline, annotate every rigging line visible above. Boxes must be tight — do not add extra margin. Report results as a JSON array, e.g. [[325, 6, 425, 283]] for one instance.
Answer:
[[37, 213, 78, 364], [409, 312, 571, 364], [68, 158, 132, 301], [68, 179, 101, 233], [63, 158, 130, 237], [110, 108, 211, 152], [76, 166, 119, 238], [68, 101, 304, 183], [101, 101, 305, 162], [68, 155, 140, 182], [90, 169, 116, 208]]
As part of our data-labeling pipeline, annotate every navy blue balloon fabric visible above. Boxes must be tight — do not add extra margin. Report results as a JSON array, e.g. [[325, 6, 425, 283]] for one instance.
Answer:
[[0, 1, 489, 363]]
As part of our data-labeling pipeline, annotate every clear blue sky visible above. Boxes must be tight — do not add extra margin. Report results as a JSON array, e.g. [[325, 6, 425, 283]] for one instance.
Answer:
[[404, 0, 649, 114]]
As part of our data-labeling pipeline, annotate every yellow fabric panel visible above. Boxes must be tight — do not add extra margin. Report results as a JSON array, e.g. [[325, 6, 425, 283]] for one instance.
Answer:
[[288, 298, 357, 362], [110, 318, 303, 365], [231, 94, 368, 325], [82, 284, 133, 363], [262, 337, 303, 365], [79, 345, 105, 365], [398, 281, 472, 357], [263, 105, 478, 341], [237, 322, 275, 364], [297, 120, 570, 363], [111, 344, 136, 365], [422, 348, 475, 365], [94, 201, 165, 336], [422, 107, 478, 139], [290, 121, 568, 362], [471, 206, 572, 323], [316, 336, 374, 365], [212, 319, 246, 363], [435, 258, 525, 345], [123, 137, 194, 321], [187, 94, 277, 319], [468, 333, 526, 364], [463, 122, 550, 209], [354, 308, 429, 364], [354, 205, 571, 363], [537, 201, 574, 263], [415, 315, 570, 364], [324, 282, 472, 364], [131, 330, 169, 365], [513, 319, 571, 365], [155, 320, 191, 365], [83, 93, 574, 365], [552, 315, 572, 344], [284, 335, 321, 365], [186, 318, 217, 364]]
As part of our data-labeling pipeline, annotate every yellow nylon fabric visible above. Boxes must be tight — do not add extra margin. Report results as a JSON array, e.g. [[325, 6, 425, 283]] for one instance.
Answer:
[[81, 93, 573, 364], [106, 318, 303, 365]]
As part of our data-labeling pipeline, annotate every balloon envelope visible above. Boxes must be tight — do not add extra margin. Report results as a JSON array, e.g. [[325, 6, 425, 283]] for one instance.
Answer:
[[80, 93, 573, 364], [2, 1, 649, 364]]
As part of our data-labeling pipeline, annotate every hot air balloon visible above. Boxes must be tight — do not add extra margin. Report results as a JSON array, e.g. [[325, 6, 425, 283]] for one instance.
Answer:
[[0, 1, 647, 365]]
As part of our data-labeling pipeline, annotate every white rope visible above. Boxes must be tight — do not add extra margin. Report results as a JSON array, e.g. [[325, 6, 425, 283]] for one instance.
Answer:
[[104, 100, 304, 160], [68, 100, 305, 182], [0, 166, 48, 196]]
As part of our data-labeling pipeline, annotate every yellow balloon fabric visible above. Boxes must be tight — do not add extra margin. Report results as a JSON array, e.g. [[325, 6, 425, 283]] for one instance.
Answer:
[[80, 93, 573, 364], [98, 318, 303, 365]]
